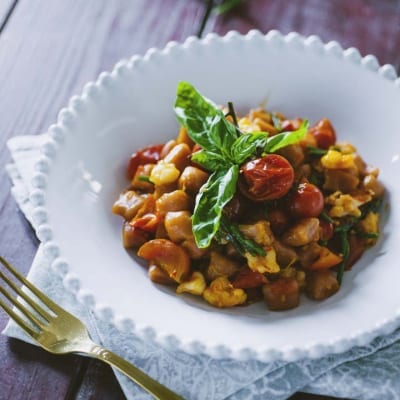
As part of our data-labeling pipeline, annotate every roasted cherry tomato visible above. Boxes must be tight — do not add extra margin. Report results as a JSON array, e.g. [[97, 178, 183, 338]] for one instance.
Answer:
[[288, 182, 324, 218], [240, 154, 294, 201], [309, 118, 336, 149], [127, 143, 164, 179]]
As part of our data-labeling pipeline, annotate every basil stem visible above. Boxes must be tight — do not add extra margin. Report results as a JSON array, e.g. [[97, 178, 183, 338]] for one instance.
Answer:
[[219, 215, 266, 257], [356, 231, 379, 239], [307, 146, 328, 156], [227, 101, 239, 127]]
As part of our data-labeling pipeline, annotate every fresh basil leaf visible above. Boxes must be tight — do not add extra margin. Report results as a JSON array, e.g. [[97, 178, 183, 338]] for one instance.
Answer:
[[174, 81, 239, 155], [208, 113, 239, 159], [191, 149, 231, 171], [230, 132, 269, 164], [192, 165, 239, 248], [264, 120, 309, 153], [174, 81, 220, 150]]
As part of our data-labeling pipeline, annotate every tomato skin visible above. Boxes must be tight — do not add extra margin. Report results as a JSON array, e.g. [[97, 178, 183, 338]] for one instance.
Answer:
[[240, 154, 295, 201], [127, 144, 164, 179], [309, 118, 336, 149], [288, 182, 324, 218]]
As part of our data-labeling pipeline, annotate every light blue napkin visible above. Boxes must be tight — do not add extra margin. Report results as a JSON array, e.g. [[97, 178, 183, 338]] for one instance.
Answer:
[[3, 134, 400, 400]]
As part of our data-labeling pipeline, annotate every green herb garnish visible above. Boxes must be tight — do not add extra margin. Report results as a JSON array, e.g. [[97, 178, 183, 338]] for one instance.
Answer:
[[320, 211, 335, 224], [307, 146, 328, 156], [137, 175, 153, 184], [174, 81, 308, 251], [356, 231, 379, 239], [218, 215, 266, 257]]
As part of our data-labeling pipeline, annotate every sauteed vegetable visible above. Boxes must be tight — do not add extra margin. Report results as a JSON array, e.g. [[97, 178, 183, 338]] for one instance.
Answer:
[[112, 82, 384, 311]]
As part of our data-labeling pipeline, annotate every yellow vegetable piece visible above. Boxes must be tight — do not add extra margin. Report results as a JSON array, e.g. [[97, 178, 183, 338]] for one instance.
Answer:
[[203, 277, 247, 308], [245, 246, 280, 274], [150, 161, 180, 186], [326, 191, 371, 218], [321, 149, 356, 169], [176, 271, 206, 296], [238, 117, 261, 133]]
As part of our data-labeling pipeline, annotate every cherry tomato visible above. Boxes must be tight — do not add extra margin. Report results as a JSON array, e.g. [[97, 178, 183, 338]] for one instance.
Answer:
[[240, 154, 294, 201], [288, 182, 324, 218], [309, 118, 336, 149], [127, 144, 164, 179]]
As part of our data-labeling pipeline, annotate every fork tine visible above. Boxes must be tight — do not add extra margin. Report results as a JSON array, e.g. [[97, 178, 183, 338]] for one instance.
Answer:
[[0, 298, 40, 340], [0, 269, 52, 322], [0, 284, 46, 330], [0, 256, 63, 315]]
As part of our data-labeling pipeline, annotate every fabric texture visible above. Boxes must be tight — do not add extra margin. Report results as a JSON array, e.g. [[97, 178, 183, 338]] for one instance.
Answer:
[[3, 134, 400, 400]]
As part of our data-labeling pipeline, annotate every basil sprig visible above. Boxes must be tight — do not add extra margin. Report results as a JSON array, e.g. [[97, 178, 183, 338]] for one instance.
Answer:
[[174, 81, 308, 250]]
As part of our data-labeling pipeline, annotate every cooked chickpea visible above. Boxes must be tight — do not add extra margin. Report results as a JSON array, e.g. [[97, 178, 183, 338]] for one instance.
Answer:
[[178, 166, 209, 195], [156, 190, 192, 214], [164, 211, 193, 242], [163, 143, 191, 172]]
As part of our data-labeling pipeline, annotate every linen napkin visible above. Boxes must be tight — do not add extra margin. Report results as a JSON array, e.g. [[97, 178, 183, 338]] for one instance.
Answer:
[[3, 134, 400, 400]]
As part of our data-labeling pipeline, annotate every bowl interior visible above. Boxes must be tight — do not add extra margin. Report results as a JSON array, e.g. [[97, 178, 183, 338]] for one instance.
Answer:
[[44, 34, 400, 359]]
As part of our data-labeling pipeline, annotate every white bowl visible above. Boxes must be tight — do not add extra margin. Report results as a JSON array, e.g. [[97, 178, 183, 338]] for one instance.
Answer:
[[32, 30, 400, 362]]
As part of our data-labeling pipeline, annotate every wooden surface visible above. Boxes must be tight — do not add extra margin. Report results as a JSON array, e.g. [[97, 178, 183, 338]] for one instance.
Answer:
[[0, 1, 399, 399]]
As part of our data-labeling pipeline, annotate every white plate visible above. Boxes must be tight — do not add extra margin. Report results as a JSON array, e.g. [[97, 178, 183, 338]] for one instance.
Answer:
[[32, 30, 400, 362]]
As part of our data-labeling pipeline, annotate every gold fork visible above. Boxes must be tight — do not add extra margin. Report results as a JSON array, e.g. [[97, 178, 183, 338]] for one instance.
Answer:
[[0, 256, 185, 400]]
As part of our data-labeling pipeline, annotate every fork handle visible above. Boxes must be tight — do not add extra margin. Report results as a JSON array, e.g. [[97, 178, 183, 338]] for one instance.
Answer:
[[88, 344, 185, 400]]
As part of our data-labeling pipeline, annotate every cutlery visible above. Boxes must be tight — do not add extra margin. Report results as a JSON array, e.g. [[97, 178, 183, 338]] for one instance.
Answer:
[[0, 256, 185, 400]]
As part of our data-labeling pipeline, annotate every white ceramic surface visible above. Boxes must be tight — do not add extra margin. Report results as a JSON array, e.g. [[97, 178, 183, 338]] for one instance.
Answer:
[[32, 30, 400, 362]]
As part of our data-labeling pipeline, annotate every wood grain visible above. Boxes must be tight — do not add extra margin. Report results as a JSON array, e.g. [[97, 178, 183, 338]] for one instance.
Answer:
[[0, 1, 204, 399], [206, 0, 400, 66]]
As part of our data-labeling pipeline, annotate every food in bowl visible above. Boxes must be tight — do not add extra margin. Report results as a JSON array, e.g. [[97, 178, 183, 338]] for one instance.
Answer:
[[112, 81, 384, 311]]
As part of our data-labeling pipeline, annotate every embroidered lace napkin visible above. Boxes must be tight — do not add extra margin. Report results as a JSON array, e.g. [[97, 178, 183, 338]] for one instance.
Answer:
[[3, 134, 400, 400]]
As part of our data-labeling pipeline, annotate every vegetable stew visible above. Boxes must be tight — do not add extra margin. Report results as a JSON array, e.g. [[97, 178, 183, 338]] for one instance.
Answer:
[[112, 82, 384, 311]]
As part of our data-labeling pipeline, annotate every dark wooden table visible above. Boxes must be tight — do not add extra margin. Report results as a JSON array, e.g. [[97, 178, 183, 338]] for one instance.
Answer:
[[0, 1, 399, 399]]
